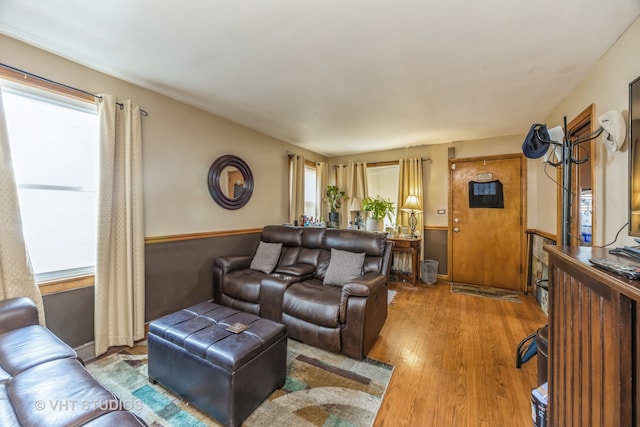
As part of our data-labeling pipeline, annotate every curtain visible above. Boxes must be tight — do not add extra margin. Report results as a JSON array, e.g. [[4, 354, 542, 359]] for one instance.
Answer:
[[336, 162, 368, 228], [94, 94, 145, 357], [288, 154, 305, 224], [397, 157, 424, 233], [0, 92, 45, 324], [316, 162, 329, 223], [395, 158, 424, 272]]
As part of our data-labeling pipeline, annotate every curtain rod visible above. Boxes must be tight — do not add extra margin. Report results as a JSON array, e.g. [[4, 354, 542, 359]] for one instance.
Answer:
[[0, 62, 148, 116], [333, 157, 432, 168]]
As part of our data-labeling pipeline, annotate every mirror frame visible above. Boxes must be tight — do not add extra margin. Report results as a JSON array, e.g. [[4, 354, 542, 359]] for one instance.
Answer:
[[207, 155, 254, 210]]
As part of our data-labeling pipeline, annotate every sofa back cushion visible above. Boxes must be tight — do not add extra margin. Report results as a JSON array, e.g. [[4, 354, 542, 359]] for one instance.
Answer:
[[262, 225, 303, 246], [257, 226, 389, 279], [324, 229, 387, 274]]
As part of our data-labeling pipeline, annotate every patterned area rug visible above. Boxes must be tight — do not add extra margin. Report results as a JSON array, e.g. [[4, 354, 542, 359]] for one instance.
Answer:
[[387, 289, 397, 304], [86, 339, 393, 427], [450, 282, 521, 303]]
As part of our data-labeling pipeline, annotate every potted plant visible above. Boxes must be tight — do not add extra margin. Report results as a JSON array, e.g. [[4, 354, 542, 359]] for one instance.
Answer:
[[362, 195, 395, 231], [325, 185, 349, 227]]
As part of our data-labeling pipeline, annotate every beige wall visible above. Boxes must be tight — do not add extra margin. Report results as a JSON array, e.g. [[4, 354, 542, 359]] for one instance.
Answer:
[[532, 17, 640, 247], [330, 134, 524, 227], [1, 35, 326, 237], [4, 14, 640, 243]]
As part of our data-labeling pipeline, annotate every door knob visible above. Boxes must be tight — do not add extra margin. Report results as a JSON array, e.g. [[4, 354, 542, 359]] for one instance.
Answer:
[[453, 227, 460, 233], [454, 218, 460, 223]]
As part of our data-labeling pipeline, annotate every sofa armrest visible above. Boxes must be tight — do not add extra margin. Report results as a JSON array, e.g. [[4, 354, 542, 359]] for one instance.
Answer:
[[212, 256, 253, 303], [338, 272, 386, 322], [342, 272, 387, 297], [275, 263, 315, 278], [339, 274, 388, 359], [215, 256, 252, 272], [259, 275, 303, 322], [0, 297, 39, 335]]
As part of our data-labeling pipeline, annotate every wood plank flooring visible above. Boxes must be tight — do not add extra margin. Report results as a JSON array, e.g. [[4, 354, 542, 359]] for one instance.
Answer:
[[370, 281, 548, 427]]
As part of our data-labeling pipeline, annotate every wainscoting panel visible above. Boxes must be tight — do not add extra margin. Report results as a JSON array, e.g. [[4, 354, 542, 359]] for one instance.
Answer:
[[423, 227, 448, 276], [43, 286, 95, 349], [145, 231, 261, 320]]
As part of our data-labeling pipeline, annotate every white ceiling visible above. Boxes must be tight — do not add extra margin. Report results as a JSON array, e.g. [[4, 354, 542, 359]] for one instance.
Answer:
[[1, 1, 639, 156]]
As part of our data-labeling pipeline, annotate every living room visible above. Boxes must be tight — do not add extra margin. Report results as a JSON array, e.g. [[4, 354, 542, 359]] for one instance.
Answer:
[[1, 3, 640, 426]]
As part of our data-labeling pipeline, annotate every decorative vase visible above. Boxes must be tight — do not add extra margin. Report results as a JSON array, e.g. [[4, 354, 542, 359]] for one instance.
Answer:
[[366, 218, 383, 232], [328, 212, 339, 228]]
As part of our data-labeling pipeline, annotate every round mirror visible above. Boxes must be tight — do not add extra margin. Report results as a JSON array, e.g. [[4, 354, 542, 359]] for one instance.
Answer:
[[207, 155, 253, 210]]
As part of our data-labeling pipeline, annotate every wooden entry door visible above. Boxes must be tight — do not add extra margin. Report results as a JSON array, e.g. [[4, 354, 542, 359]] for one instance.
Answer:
[[449, 155, 524, 291]]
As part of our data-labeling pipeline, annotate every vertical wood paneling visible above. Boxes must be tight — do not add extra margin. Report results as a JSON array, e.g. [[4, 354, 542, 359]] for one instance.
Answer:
[[547, 246, 637, 427]]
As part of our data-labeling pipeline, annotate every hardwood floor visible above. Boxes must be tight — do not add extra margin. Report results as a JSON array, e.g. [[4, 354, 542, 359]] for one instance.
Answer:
[[370, 281, 547, 427]]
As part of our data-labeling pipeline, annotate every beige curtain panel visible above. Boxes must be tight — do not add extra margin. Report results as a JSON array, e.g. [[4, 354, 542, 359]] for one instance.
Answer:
[[316, 161, 329, 223], [397, 157, 424, 233], [0, 92, 45, 324], [94, 94, 145, 357], [336, 162, 368, 229], [394, 157, 424, 271], [288, 154, 305, 224]]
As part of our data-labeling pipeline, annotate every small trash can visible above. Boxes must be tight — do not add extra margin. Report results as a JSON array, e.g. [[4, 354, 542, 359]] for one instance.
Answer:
[[536, 325, 549, 386], [421, 260, 439, 284]]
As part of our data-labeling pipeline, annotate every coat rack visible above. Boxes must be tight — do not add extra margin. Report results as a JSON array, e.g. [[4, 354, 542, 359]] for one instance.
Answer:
[[548, 116, 603, 246]]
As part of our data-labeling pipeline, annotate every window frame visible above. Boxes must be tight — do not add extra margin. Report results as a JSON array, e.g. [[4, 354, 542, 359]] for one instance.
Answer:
[[1, 70, 98, 294], [366, 161, 400, 228]]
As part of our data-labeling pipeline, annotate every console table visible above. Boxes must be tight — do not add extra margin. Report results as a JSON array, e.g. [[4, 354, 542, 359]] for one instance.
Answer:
[[544, 245, 640, 426], [389, 237, 421, 285]]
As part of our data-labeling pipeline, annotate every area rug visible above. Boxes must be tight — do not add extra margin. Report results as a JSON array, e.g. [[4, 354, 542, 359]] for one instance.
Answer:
[[86, 339, 393, 427], [450, 282, 521, 303], [388, 289, 397, 304]]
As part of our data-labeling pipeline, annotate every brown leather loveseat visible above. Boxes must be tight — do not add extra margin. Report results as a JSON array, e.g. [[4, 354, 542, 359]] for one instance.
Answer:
[[213, 225, 393, 360], [0, 297, 146, 426]]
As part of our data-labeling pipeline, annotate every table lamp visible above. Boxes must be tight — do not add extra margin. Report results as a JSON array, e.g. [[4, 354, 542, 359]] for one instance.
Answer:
[[401, 195, 422, 238]]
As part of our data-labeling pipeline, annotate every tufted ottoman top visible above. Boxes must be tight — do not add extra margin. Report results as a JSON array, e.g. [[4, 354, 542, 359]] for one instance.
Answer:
[[149, 301, 286, 370]]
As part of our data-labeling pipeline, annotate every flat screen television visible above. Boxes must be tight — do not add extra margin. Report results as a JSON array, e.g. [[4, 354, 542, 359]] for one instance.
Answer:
[[629, 75, 640, 236]]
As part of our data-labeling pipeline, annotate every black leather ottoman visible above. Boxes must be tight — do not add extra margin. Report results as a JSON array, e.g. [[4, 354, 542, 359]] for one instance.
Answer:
[[148, 301, 287, 427]]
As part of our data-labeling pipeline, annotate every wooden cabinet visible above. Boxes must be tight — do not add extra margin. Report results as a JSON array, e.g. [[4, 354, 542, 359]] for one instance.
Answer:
[[389, 237, 421, 285], [544, 246, 639, 426]]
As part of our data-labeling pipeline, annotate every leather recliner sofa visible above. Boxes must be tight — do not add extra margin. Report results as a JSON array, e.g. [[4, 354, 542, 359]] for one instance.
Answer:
[[0, 297, 146, 427], [213, 225, 393, 360]]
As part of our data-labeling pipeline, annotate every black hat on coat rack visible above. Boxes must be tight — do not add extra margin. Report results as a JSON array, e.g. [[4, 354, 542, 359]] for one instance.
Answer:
[[522, 110, 626, 245]]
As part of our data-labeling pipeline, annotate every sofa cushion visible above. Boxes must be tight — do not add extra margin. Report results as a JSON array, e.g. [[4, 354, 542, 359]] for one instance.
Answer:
[[250, 241, 282, 274], [222, 269, 263, 303], [0, 325, 76, 376], [8, 358, 121, 427], [323, 249, 365, 286], [283, 281, 342, 328], [0, 384, 19, 427], [0, 366, 11, 385], [82, 411, 147, 426]]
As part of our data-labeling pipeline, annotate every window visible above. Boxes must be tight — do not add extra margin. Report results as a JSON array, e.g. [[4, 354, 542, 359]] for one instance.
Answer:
[[367, 164, 400, 228], [1, 86, 99, 282], [304, 164, 317, 219]]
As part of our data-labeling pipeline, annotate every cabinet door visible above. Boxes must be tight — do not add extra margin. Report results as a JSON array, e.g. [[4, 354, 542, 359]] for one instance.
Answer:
[[549, 263, 633, 426]]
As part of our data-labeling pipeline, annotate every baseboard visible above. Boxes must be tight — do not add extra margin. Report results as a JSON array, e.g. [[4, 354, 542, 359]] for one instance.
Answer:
[[74, 341, 95, 363]]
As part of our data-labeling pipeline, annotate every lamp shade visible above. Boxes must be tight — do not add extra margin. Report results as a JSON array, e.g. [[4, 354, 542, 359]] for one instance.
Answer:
[[401, 195, 422, 212], [349, 196, 362, 212]]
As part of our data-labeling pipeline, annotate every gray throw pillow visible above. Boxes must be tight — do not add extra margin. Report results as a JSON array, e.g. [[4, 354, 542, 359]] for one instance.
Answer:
[[250, 241, 282, 274], [323, 248, 366, 286]]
